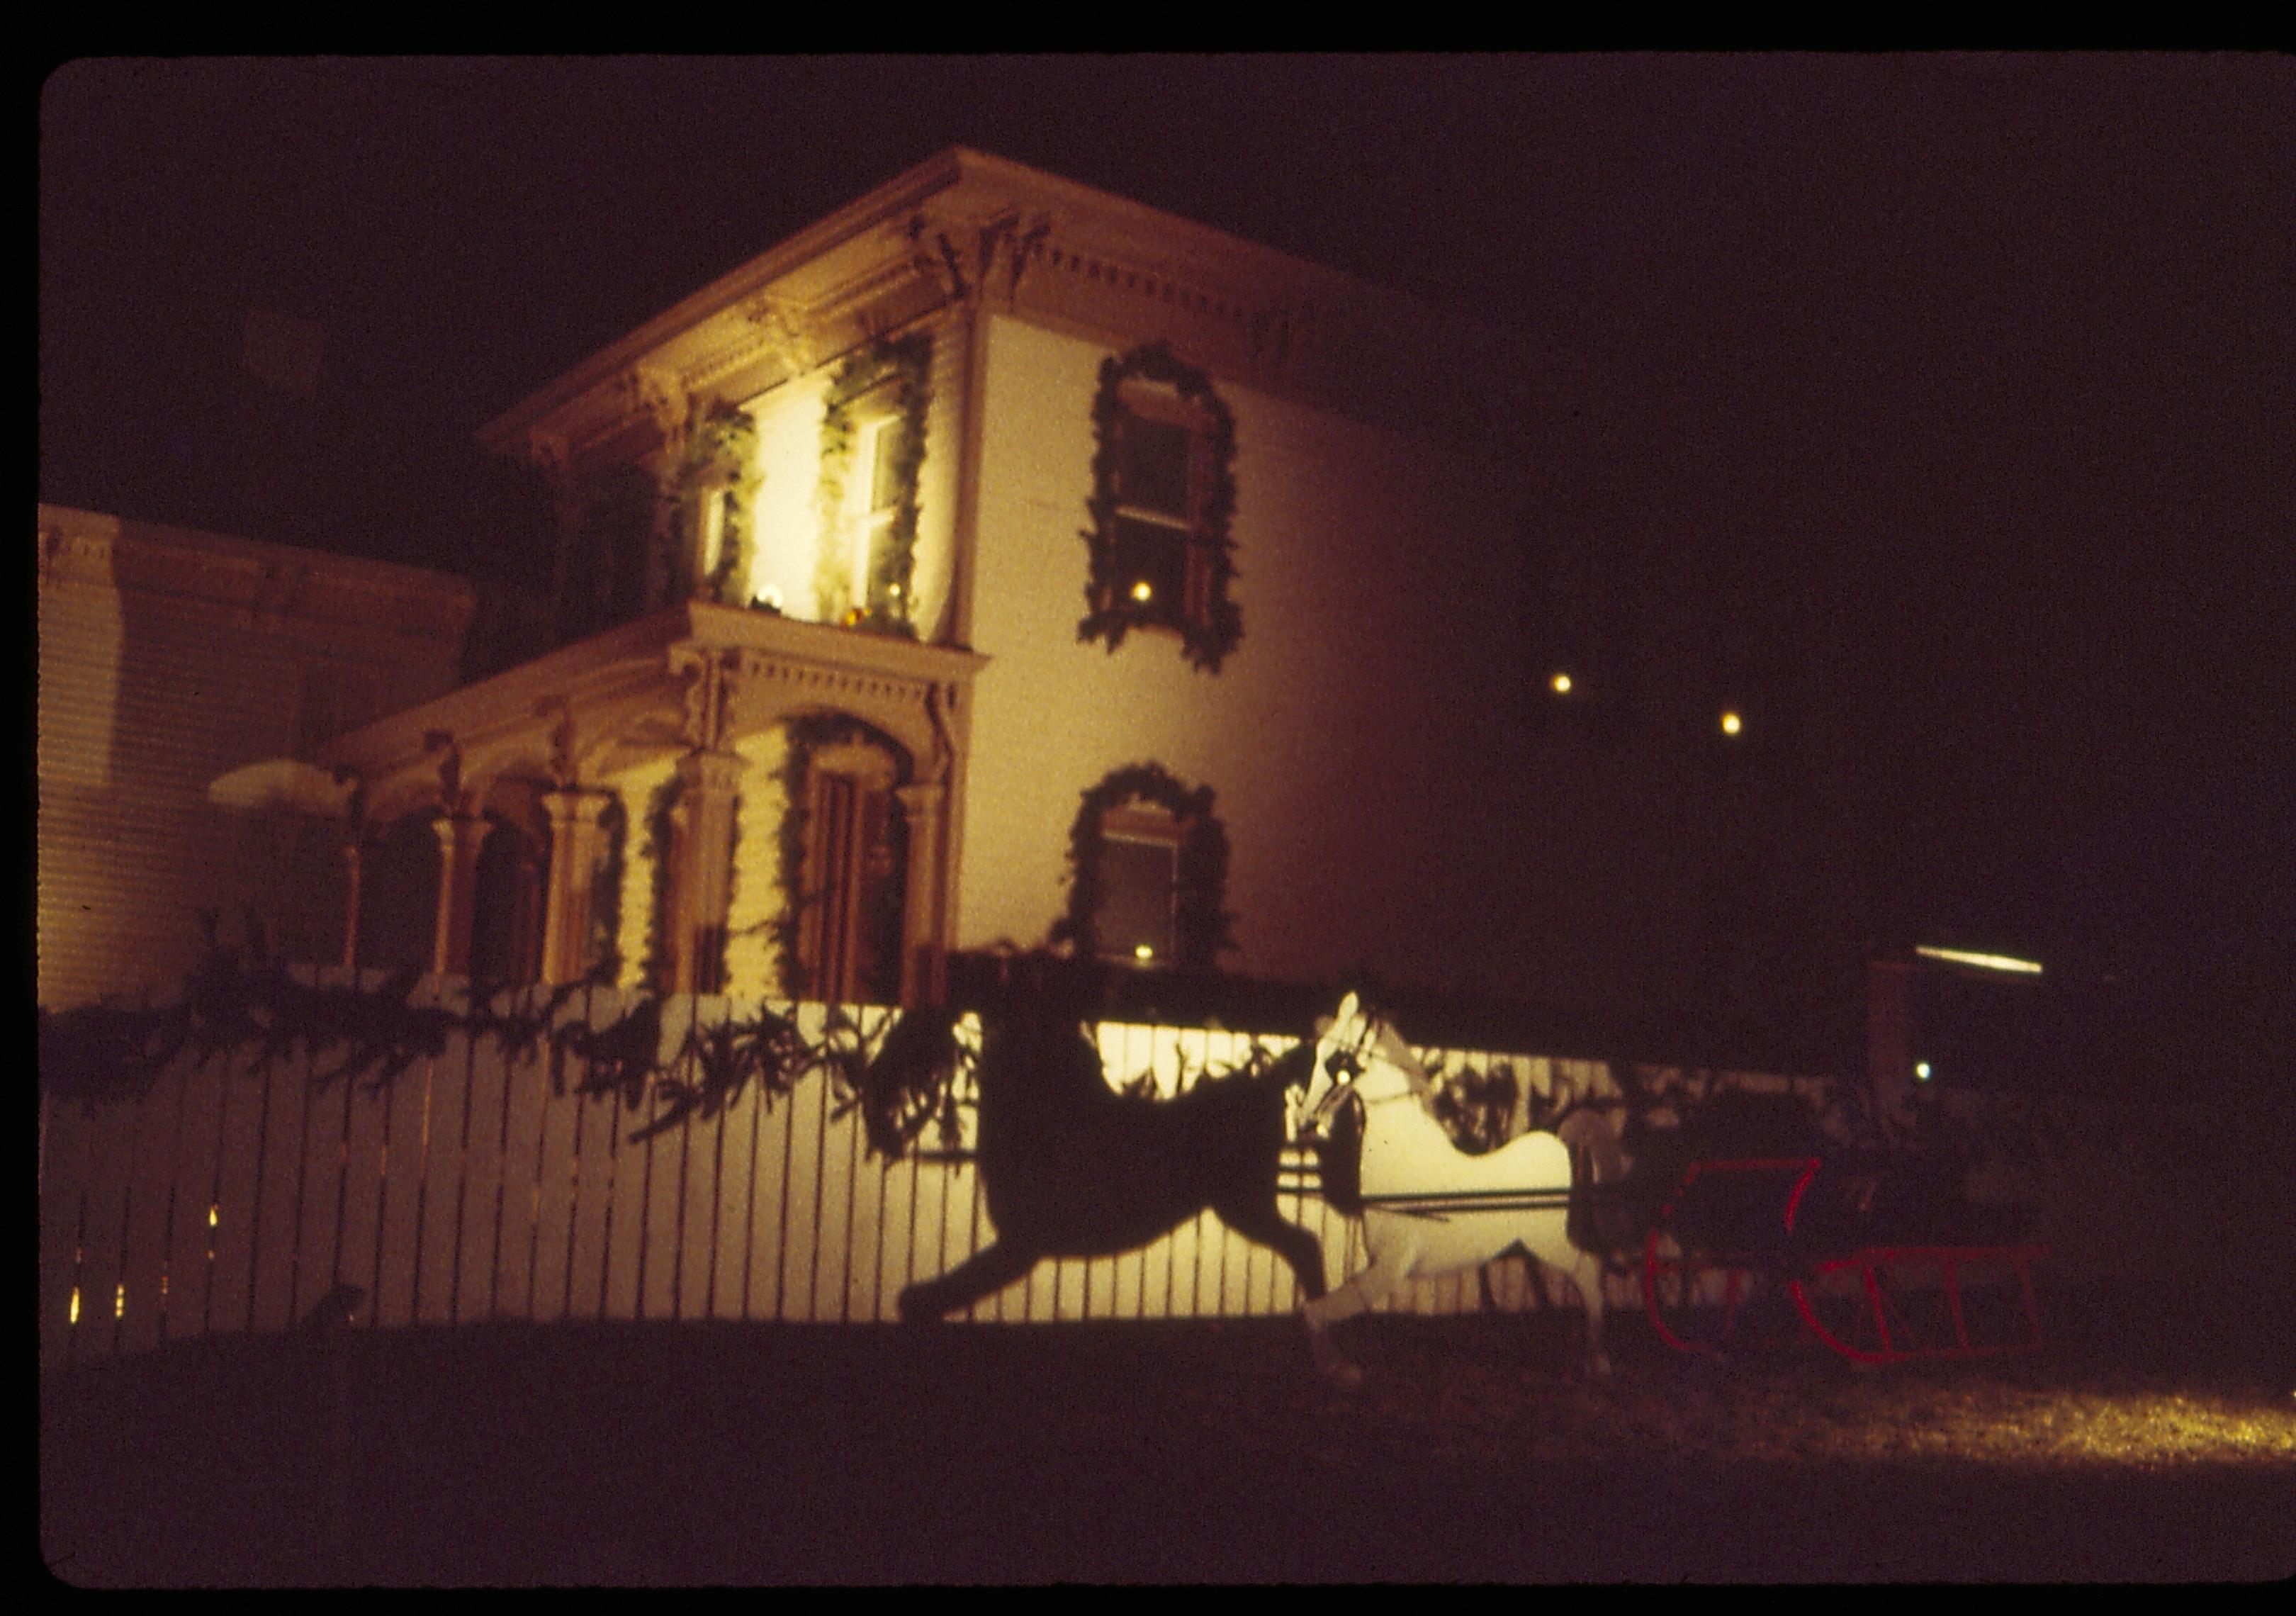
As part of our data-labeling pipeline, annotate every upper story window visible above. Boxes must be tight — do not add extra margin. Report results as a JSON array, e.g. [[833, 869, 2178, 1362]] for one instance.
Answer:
[[845, 401, 911, 617], [817, 333, 932, 639], [1079, 344, 1241, 673]]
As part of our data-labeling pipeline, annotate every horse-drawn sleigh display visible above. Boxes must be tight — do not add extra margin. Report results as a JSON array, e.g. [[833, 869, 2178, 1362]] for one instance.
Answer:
[[871, 974, 2048, 1381]]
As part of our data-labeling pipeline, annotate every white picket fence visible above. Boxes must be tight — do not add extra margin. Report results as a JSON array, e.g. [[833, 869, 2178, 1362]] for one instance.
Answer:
[[40, 977, 1636, 1372]]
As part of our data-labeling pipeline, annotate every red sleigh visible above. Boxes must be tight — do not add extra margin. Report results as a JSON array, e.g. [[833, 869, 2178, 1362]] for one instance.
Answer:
[[1640, 1157, 2047, 1364]]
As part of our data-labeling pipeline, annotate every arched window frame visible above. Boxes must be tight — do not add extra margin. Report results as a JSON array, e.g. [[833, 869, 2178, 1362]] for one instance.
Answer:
[[1052, 763, 1232, 972]]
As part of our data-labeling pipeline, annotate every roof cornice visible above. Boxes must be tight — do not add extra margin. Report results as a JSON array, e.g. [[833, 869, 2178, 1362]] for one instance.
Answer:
[[480, 148, 1507, 466]]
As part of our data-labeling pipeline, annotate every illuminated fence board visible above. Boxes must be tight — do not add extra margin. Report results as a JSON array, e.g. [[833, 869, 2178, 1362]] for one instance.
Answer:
[[40, 977, 1702, 1370]]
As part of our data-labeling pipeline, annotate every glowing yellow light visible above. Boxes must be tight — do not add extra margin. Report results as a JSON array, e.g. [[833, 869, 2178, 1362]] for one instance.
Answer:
[[1130, 580, 1153, 603], [208, 1205, 220, 1228], [887, 582, 901, 597], [1914, 1061, 1932, 1082], [1720, 710, 1743, 736], [1551, 672, 1572, 695], [1916, 946, 2044, 976], [114, 1284, 126, 1320], [1134, 943, 1154, 960], [69, 1289, 80, 1325]]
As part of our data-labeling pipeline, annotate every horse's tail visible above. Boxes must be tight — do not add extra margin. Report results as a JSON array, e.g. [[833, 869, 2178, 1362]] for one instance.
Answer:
[[1560, 1110, 1635, 1256], [1558, 1109, 1627, 1184]]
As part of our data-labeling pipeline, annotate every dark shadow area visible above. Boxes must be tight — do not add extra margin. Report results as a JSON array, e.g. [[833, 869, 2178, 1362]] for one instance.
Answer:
[[879, 955, 1326, 1325], [40, 1284, 2295, 1588]]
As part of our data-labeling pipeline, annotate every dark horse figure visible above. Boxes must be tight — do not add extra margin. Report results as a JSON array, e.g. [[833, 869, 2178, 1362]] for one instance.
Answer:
[[867, 955, 1329, 1323]]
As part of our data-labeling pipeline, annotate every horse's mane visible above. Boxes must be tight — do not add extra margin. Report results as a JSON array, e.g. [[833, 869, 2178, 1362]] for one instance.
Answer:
[[1370, 1018, 1439, 1108]]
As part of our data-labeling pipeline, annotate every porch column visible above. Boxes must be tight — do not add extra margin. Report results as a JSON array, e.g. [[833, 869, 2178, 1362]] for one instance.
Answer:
[[894, 780, 947, 1006], [668, 749, 744, 996], [539, 788, 612, 986], [430, 814, 494, 977]]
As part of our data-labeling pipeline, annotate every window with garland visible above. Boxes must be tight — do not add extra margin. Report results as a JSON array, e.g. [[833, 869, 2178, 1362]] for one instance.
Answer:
[[1079, 344, 1240, 672], [1053, 763, 1232, 972]]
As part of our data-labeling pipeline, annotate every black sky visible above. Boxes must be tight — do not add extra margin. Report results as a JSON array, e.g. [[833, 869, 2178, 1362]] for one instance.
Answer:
[[38, 56, 2295, 1077]]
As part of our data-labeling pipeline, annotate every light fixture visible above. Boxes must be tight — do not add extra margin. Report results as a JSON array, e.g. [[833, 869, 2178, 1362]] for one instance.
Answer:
[[1551, 672, 1572, 695], [1915, 946, 2043, 977], [1720, 710, 1743, 736], [1914, 1060, 1932, 1082], [1133, 943, 1154, 960], [1130, 580, 1153, 603]]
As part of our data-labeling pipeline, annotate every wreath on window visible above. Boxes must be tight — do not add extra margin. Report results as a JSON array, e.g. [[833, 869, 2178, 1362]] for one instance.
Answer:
[[1076, 342, 1242, 673], [815, 332, 933, 638], [1050, 762, 1232, 970]]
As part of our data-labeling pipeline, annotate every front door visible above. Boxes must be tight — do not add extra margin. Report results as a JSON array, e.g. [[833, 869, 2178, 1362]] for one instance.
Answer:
[[797, 736, 906, 1005]]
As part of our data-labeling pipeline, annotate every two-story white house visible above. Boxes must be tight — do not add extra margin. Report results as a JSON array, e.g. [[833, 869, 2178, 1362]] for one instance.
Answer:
[[190, 147, 1559, 1026]]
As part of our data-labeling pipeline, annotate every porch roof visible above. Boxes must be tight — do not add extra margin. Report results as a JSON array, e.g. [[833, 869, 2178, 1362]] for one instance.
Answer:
[[302, 602, 986, 829]]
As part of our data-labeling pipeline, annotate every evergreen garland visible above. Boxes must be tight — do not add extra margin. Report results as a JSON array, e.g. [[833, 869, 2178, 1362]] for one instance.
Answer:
[[814, 332, 933, 636], [1076, 342, 1242, 673], [640, 773, 683, 994], [677, 403, 759, 607], [1050, 763, 1233, 970], [33, 927, 913, 1151], [585, 795, 627, 986]]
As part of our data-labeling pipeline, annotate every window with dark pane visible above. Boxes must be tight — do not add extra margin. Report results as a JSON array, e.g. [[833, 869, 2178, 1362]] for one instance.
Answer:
[[1098, 834, 1178, 963], [1118, 412, 1192, 518]]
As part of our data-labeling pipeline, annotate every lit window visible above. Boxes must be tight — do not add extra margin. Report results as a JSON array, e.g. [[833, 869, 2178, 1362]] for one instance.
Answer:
[[1096, 809, 1183, 964], [1081, 344, 1239, 671], [1107, 389, 1209, 632], [1055, 764, 1233, 972], [848, 409, 910, 618]]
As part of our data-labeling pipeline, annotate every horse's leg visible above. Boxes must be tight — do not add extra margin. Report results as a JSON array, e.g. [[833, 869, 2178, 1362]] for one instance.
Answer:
[[898, 1238, 1038, 1323], [1570, 1250, 1611, 1376], [1300, 1223, 1420, 1386], [1529, 1221, 1612, 1377], [1213, 1196, 1328, 1303], [1212, 1197, 1348, 1381]]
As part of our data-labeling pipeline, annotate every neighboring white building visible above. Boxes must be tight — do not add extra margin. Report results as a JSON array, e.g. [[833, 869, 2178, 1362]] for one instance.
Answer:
[[35, 507, 475, 1009]]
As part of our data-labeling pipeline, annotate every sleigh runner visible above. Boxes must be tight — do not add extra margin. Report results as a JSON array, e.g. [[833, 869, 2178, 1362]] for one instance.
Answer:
[[1636, 1157, 2048, 1364]]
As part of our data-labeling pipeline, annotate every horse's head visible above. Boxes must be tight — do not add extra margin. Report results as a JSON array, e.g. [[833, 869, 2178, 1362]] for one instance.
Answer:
[[1303, 991, 1378, 1130]]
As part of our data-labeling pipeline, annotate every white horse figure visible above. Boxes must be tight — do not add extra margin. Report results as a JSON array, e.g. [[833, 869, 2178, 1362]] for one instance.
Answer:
[[1300, 993, 1619, 1385]]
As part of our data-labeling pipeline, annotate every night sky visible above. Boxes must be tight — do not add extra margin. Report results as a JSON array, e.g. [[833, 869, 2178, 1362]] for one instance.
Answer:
[[39, 57, 2293, 1084]]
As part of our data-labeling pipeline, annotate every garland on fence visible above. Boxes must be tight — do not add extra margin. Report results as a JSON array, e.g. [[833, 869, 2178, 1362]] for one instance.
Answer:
[[32, 921, 961, 1156], [1076, 342, 1242, 673], [35, 922, 2144, 1230], [814, 332, 932, 636], [1049, 763, 1232, 970]]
